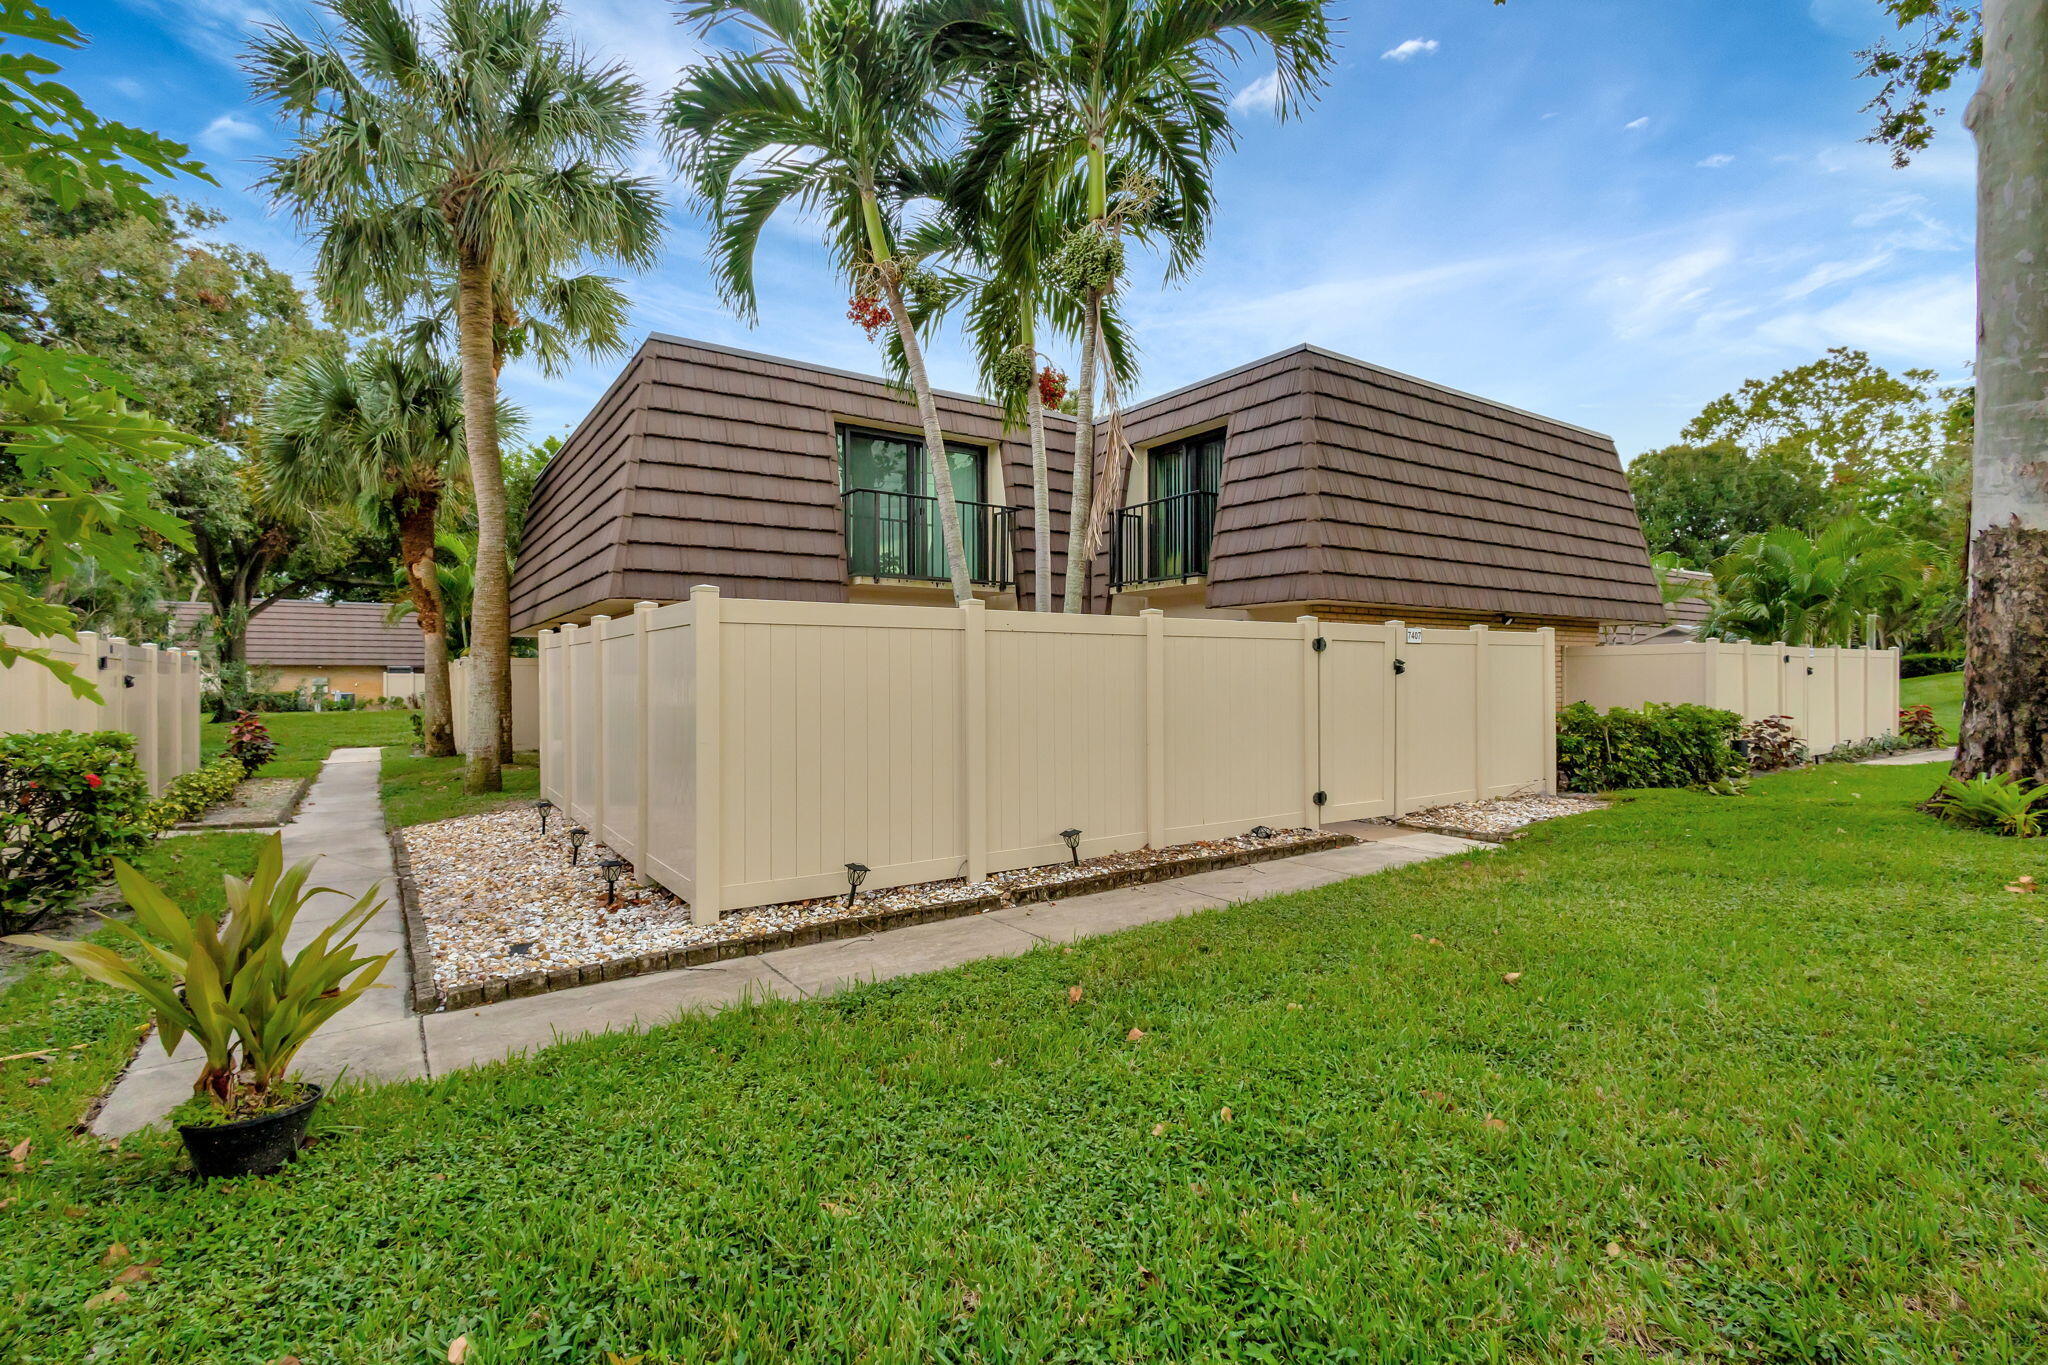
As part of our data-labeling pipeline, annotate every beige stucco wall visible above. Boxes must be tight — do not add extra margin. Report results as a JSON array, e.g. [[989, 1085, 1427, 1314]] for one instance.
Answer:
[[264, 664, 414, 702]]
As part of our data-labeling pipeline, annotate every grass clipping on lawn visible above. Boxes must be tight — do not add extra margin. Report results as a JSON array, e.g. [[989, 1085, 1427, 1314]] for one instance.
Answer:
[[5, 760, 2045, 1362]]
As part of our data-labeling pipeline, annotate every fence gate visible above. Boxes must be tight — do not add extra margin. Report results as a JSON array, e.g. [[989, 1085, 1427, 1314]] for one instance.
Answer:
[[1314, 623, 1398, 822]]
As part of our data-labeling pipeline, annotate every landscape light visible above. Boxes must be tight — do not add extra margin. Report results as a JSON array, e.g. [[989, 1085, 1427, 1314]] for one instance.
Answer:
[[844, 862, 869, 908], [534, 799, 555, 834], [599, 857, 628, 906], [1060, 828, 1083, 865], [567, 825, 589, 865]]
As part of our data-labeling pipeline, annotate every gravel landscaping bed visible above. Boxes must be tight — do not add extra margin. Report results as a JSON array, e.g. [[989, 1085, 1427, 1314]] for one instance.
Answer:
[[1397, 793, 1607, 841], [399, 810, 1344, 1008]]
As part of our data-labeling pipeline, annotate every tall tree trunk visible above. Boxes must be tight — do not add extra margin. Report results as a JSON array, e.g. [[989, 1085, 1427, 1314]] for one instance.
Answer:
[[1062, 291, 1102, 613], [455, 256, 508, 792], [398, 499, 454, 758], [1027, 364, 1052, 612], [1956, 0, 2048, 782], [879, 273, 973, 604]]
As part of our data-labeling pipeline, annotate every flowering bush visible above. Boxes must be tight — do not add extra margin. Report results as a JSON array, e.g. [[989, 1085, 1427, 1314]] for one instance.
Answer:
[[226, 709, 277, 775], [0, 731, 152, 934]]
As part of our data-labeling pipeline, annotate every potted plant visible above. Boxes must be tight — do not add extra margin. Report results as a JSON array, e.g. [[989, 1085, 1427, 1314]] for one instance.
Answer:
[[3, 835, 391, 1177]]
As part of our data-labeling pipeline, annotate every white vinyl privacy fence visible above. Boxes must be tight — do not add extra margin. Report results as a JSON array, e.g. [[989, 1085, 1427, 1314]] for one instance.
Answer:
[[1564, 639, 1902, 752], [539, 590, 1557, 921], [1, 627, 202, 795], [450, 655, 539, 753]]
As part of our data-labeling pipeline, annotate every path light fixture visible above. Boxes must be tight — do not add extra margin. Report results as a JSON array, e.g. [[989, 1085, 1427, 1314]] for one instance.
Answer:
[[844, 862, 869, 909], [599, 857, 628, 907], [1060, 829, 1083, 865], [534, 798, 555, 834], [567, 825, 589, 865]]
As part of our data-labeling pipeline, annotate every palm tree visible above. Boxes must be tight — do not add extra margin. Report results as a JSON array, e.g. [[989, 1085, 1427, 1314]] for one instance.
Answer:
[[961, 0, 1336, 611], [247, 0, 662, 792], [666, 0, 989, 605], [1702, 518, 1933, 647], [264, 347, 478, 757]]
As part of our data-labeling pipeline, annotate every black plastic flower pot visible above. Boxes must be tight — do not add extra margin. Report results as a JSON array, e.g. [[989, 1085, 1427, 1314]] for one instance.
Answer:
[[177, 1084, 323, 1179]]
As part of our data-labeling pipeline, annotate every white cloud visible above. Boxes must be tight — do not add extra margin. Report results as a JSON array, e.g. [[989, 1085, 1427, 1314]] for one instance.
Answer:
[[1756, 275, 1975, 357], [1232, 71, 1282, 114], [1697, 153, 1735, 168], [197, 114, 261, 153], [1380, 38, 1440, 62], [1624, 116, 1650, 131]]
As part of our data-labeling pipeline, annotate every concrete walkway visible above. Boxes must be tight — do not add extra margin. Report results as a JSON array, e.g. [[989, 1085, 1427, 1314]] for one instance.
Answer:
[[94, 751, 1488, 1136], [1864, 747, 1957, 766]]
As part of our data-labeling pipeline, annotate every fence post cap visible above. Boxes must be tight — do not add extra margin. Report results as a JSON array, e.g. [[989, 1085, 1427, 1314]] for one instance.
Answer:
[[960, 596, 985, 613], [634, 600, 659, 612], [689, 583, 720, 600]]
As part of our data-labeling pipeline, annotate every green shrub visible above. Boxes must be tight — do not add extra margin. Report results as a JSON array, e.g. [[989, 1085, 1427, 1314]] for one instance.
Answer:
[[0, 731, 153, 934], [1556, 702, 1747, 793], [1899, 703, 1947, 748], [1900, 651, 1963, 679], [1741, 715, 1808, 772], [145, 755, 245, 832], [1928, 773, 2048, 837]]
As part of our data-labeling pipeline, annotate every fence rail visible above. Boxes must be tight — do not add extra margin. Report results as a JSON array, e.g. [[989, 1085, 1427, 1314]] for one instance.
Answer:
[[1563, 639, 1902, 752], [540, 591, 1556, 922], [1, 627, 201, 795]]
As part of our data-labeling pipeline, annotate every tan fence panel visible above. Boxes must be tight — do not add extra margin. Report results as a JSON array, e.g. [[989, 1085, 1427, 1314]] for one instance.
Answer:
[[542, 592, 1554, 923], [1563, 639, 1903, 750], [1, 627, 200, 794], [985, 612, 1148, 870], [450, 655, 540, 754], [1317, 622, 1397, 821]]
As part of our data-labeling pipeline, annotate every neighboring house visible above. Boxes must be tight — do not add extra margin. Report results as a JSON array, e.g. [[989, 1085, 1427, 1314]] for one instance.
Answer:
[[170, 599, 425, 702], [511, 336, 1664, 658], [1606, 567, 1714, 645]]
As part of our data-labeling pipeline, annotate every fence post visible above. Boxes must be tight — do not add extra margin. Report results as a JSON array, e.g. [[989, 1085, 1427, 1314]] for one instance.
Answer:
[[1142, 609, 1166, 848], [137, 642, 160, 795], [1469, 624, 1489, 801], [559, 623, 579, 812], [1700, 635, 1722, 710], [1386, 620, 1404, 817], [961, 597, 988, 882], [589, 614, 610, 850], [635, 602, 657, 871], [1299, 615, 1321, 826], [1539, 626, 1557, 795], [690, 585, 723, 926], [183, 650, 199, 777]]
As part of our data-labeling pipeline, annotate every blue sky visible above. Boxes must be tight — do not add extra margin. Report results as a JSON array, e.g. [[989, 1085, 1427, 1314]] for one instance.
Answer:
[[68, 0, 1974, 457]]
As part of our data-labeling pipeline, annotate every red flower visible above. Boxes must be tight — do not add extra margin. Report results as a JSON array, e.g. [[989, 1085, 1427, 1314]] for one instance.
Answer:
[[1037, 365, 1069, 408], [85, 772, 103, 788], [846, 291, 891, 340]]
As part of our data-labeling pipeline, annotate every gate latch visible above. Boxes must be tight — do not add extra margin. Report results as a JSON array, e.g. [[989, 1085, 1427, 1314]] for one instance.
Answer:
[[1313, 791, 1328, 806], [1392, 658, 1406, 675], [1312, 636, 1327, 652]]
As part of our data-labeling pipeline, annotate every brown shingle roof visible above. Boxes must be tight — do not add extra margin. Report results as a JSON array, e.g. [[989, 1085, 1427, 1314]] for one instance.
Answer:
[[168, 600, 424, 668], [513, 335, 1665, 630]]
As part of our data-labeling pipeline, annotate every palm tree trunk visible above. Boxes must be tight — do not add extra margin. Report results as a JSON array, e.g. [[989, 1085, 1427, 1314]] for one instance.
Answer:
[[1956, 0, 2048, 782], [454, 255, 508, 792], [1062, 291, 1102, 613], [398, 500, 455, 758], [1027, 368, 1052, 612], [878, 274, 973, 604]]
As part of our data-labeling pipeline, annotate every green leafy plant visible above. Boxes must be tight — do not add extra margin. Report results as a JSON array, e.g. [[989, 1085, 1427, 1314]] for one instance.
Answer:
[[1927, 774, 2048, 839], [1697, 775, 1751, 797], [1556, 702, 1747, 793], [1900, 651, 1963, 679], [4, 833, 391, 1112], [144, 755, 245, 831], [0, 729, 150, 933], [226, 709, 277, 776], [1741, 715, 1808, 773], [1900, 703, 1947, 748]]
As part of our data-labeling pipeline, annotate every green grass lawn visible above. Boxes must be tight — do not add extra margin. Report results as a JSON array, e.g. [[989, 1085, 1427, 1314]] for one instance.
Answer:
[[379, 749, 540, 827], [5, 761, 2046, 1362], [200, 708, 417, 779], [1902, 670, 1964, 744]]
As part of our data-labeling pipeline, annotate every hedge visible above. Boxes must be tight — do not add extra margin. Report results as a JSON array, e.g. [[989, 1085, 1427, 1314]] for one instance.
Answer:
[[0, 731, 153, 934], [1556, 702, 1747, 793]]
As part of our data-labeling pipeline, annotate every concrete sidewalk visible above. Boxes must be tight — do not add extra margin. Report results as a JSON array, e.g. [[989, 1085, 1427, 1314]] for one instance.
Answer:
[[1863, 747, 1957, 766], [94, 749, 1488, 1136]]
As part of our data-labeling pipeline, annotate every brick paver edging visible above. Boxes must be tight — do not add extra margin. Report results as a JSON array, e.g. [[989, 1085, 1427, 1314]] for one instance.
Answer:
[[395, 830, 1357, 1013]]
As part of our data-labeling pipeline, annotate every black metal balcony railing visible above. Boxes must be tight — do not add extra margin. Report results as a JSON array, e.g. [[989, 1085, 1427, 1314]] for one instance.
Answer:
[[844, 488, 1017, 587], [1110, 489, 1217, 589]]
